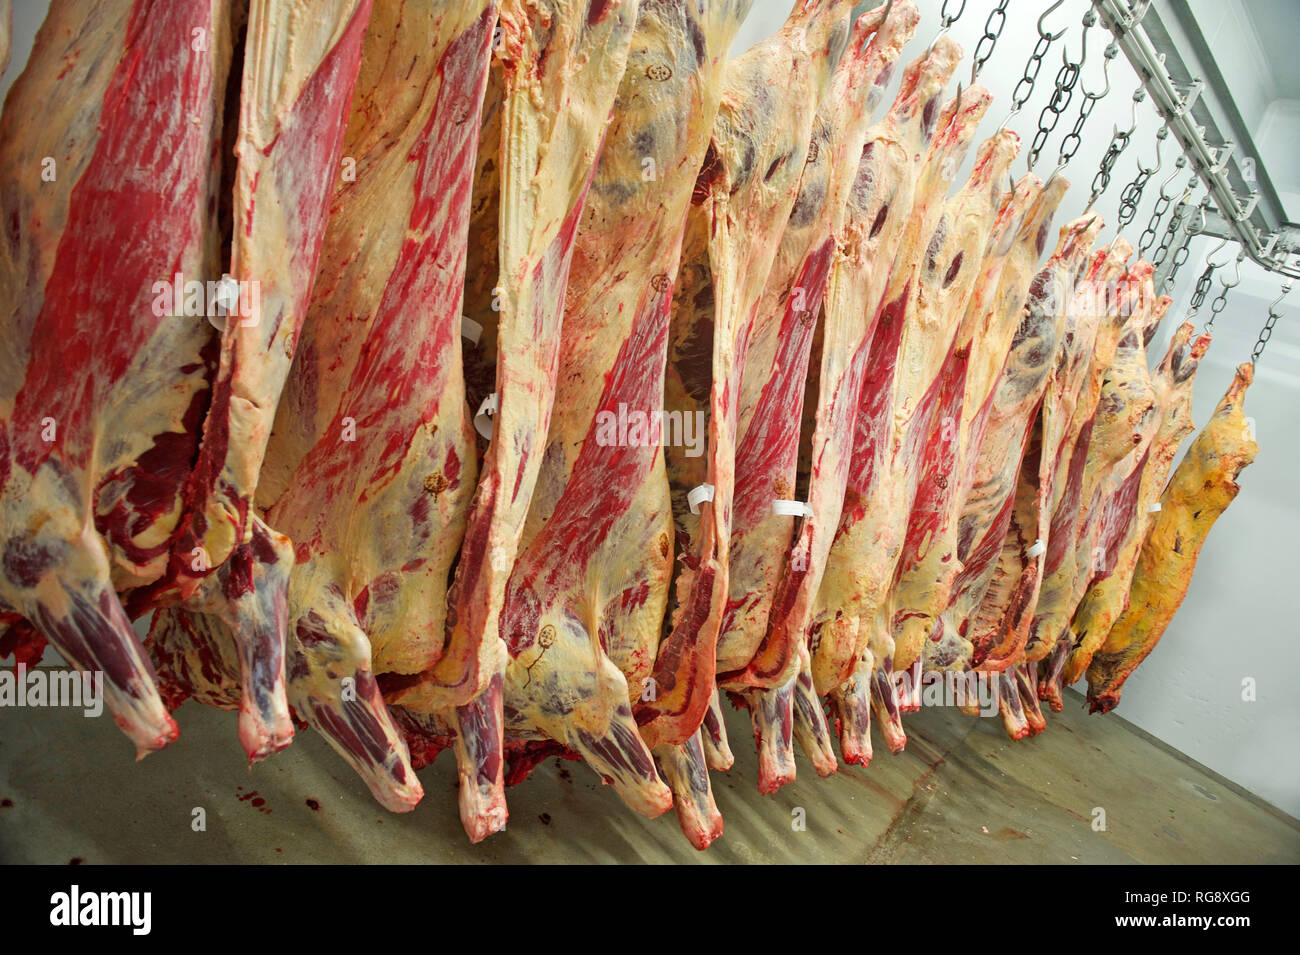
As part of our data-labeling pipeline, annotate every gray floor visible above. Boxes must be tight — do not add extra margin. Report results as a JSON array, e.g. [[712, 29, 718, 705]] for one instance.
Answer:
[[1, 679, 1295, 863]]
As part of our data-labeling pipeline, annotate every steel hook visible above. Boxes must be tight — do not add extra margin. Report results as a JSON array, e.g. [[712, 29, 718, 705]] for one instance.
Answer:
[[1082, 40, 1117, 101], [877, 0, 895, 34], [1268, 280, 1294, 319], [1218, 250, 1245, 291], [1136, 125, 1168, 176], [1109, 88, 1143, 141], [1037, 0, 1068, 41], [1063, 8, 1096, 71], [1157, 156, 1188, 201], [1043, 158, 1069, 191], [1192, 196, 1209, 235], [1203, 235, 1234, 269]]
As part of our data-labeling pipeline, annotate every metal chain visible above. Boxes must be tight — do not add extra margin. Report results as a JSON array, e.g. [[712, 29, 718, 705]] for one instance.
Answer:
[[1162, 199, 1204, 290], [1057, 83, 1096, 167], [1114, 127, 1168, 232], [1138, 158, 1188, 257], [970, 0, 1009, 83], [1186, 264, 1217, 323], [1010, 31, 1055, 114], [1204, 277, 1230, 331], [1252, 281, 1293, 365], [1028, 10, 1096, 170], [1252, 315, 1278, 364], [1027, 59, 1080, 169], [940, 0, 967, 28], [1088, 89, 1146, 206], [1203, 250, 1244, 332], [1150, 177, 1197, 270]]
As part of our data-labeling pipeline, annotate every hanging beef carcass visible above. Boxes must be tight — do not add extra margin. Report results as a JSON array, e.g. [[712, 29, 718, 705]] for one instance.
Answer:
[[1032, 283, 1176, 711], [964, 236, 1133, 682], [888, 173, 1067, 689], [659, 0, 859, 791], [1055, 323, 1209, 692], [152, 0, 495, 816], [411, 0, 639, 839], [729, 39, 962, 775], [924, 214, 1102, 677], [0, 0, 240, 755], [712, 1, 920, 786], [482, 0, 754, 850], [1009, 277, 1167, 730], [791, 40, 958, 710], [137, 0, 375, 763], [1087, 363, 1258, 712], [1024, 261, 1161, 663], [795, 87, 1009, 770]]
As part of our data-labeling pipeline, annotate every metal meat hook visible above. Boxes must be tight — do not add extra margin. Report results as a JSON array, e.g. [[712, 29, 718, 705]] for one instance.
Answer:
[[1203, 234, 1236, 270], [1063, 8, 1096, 72], [924, 0, 959, 57], [1081, 40, 1118, 102], [1268, 281, 1294, 320], [869, 0, 896, 48], [1136, 125, 1169, 177], [1217, 249, 1245, 292], [1038, 0, 1068, 41], [1157, 156, 1189, 201]]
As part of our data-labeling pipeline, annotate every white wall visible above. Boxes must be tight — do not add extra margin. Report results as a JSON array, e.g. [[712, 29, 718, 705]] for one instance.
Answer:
[[3, 1, 1296, 816]]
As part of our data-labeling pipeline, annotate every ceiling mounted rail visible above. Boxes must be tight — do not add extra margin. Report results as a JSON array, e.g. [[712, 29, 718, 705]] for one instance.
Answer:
[[1092, 0, 1300, 280]]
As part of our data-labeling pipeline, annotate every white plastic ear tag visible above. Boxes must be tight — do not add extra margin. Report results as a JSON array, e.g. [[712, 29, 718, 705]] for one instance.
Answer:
[[688, 483, 715, 515], [461, 315, 483, 344], [1025, 539, 1046, 559], [1148, 502, 1162, 513], [772, 499, 813, 517], [474, 393, 499, 440]]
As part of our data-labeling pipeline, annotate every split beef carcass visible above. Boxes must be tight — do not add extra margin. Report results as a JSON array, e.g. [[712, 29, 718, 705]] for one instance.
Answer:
[[1025, 262, 1161, 662], [888, 172, 1067, 689], [660, 0, 858, 791], [847, 124, 1021, 752], [0, 0, 238, 755], [139, 0, 375, 763], [432, 0, 639, 839], [964, 235, 1132, 680], [714, 1, 919, 783], [983, 247, 1150, 738], [152, 0, 495, 816], [489, 0, 754, 849], [1056, 323, 1209, 691], [1033, 283, 1176, 711], [1012, 278, 1166, 728], [924, 213, 1102, 677], [797, 39, 963, 767], [1086, 363, 1259, 712], [795, 93, 1011, 770], [146, 0, 372, 604]]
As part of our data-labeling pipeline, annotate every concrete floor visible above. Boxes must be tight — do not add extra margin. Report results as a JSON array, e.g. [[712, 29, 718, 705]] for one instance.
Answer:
[[1, 680, 1295, 863]]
